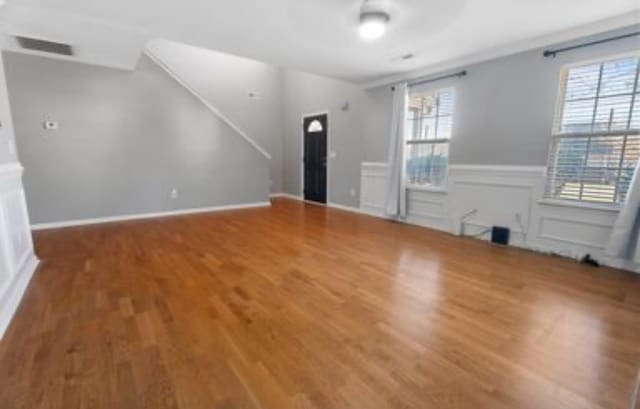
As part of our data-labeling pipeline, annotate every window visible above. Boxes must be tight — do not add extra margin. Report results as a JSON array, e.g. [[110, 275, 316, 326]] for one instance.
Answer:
[[405, 87, 454, 187], [546, 55, 640, 204], [307, 120, 323, 133]]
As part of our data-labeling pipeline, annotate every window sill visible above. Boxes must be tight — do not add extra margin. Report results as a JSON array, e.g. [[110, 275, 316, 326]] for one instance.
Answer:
[[537, 199, 621, 212], [406, 185, 448, 194]]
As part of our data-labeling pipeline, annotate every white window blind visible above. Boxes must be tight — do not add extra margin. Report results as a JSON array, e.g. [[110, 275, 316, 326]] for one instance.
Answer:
[[546, 56, 640, 204], [405, 88, 454, 187]]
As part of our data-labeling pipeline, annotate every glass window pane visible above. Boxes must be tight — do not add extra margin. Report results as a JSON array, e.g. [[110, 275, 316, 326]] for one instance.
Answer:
[[599, 57, 638, 97], [565, 64, 600, 100], [555, 137, 588, 178], [546, 134, 640, 204], [586, 135, 624, 168], [561, 98, 596, 133], [437, 90, 454, 116], [630, 94, 640, 130], [431, 143, 449, 186], [420, 117, 437, 140], [593, 95, 633, 131], [437, 115, 453, 139], [408, 94, 437, 117], [623, 135, 640, 167], [407, 107, 421, 121], [406, 143, 433, 186], [405, 143, 448, 187], [406, 119, 418, 140]]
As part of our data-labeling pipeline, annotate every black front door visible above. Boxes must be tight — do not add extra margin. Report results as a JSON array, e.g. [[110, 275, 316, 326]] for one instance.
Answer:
[[303, 114, 327, 204]]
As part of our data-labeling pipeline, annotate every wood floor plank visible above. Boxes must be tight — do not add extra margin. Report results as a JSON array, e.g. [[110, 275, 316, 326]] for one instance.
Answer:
[[1, 198, 639, 409]]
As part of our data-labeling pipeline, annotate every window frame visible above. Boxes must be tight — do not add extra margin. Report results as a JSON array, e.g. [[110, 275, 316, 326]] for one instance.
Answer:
[[545, 52, 640, 206], [404, 86, 455, 189]]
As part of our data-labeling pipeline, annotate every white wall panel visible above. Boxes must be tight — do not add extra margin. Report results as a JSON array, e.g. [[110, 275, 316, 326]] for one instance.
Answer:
[[0, 163, 38, 338], [360, 162, 638, 273], [360, 162, 388, 215]]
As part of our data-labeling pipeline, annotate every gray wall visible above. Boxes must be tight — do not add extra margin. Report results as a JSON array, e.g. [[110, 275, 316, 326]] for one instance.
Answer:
[[4, 52, 270, 224], [364, 25, 640, 166], [147, 40, 284, 192], [0, 53, 18, 165], [282, 69, 368, 208], [4, 25, 639, 219], [279, 26, 640, 208]]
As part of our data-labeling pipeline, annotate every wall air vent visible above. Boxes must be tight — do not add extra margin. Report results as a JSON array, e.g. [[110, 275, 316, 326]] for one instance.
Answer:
[[14, 36, 73, 56]]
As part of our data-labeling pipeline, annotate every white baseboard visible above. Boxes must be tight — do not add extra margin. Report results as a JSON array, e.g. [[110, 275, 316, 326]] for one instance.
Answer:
[[271, 193, 389, 220], [269, 193, 302, 200], [328, 202, 391, 219], [31, 201, 271, 231], [0, 253, 39, 339]]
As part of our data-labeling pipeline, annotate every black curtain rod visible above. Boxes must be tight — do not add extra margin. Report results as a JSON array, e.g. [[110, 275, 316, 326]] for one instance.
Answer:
[[392, 70, 467, 90], [543, 31, 640, 58], [408, 70, 467, 87]]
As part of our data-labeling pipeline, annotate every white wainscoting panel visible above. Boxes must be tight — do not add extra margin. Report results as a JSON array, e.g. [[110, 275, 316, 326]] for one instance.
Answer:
[[449, 165, 546, 246], [532, 200, 621, 261], [538, 216, 612, 249], [406, 189, 450, 232], [0, 204, 11, 295], [360, 162, 388, 216], [0, 162, 39, 338], [4, 190, 32, 271], [359, 162, 637, 273]]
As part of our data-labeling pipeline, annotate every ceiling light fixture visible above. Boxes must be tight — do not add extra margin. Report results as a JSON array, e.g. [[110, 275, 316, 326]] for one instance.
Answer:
[[359, 0, 390, 40]]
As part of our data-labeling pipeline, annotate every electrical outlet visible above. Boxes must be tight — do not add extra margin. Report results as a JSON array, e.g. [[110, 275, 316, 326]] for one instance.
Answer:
[[349, 188, 356, 197], [515, 213, 522, 223], [170, 188, 178, 199]]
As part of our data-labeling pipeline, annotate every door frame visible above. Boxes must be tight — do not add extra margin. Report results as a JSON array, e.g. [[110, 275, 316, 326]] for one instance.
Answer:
[[301, 111, 330, 205]]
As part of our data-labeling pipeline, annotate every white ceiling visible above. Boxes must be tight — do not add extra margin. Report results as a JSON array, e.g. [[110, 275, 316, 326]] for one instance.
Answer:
[[1, 0, 638, 84]]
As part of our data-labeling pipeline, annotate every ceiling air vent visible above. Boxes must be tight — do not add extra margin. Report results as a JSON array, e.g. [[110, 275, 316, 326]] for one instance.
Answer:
[[14, 36, 73, 56]]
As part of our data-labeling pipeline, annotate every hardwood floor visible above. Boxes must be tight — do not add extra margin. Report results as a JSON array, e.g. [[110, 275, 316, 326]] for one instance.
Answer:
[[1, 198, 639, 409]]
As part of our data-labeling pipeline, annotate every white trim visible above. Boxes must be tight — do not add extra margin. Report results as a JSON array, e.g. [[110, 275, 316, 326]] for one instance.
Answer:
[[270, 193, 302, 200], [31, 202, 271, 231], [0, 254, 39, 339], [144, 49, 272, 160], [449, 164, 547, 173], [407, 185, 448, 194], [0, 162, 23, 177], [327, 202, 391, 219], [268, 194, 387, 219], [362, 12, 639, 89], [361, 162, 388, 169], [537, 198, 620, 212], [301, 111, 330, 204]]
